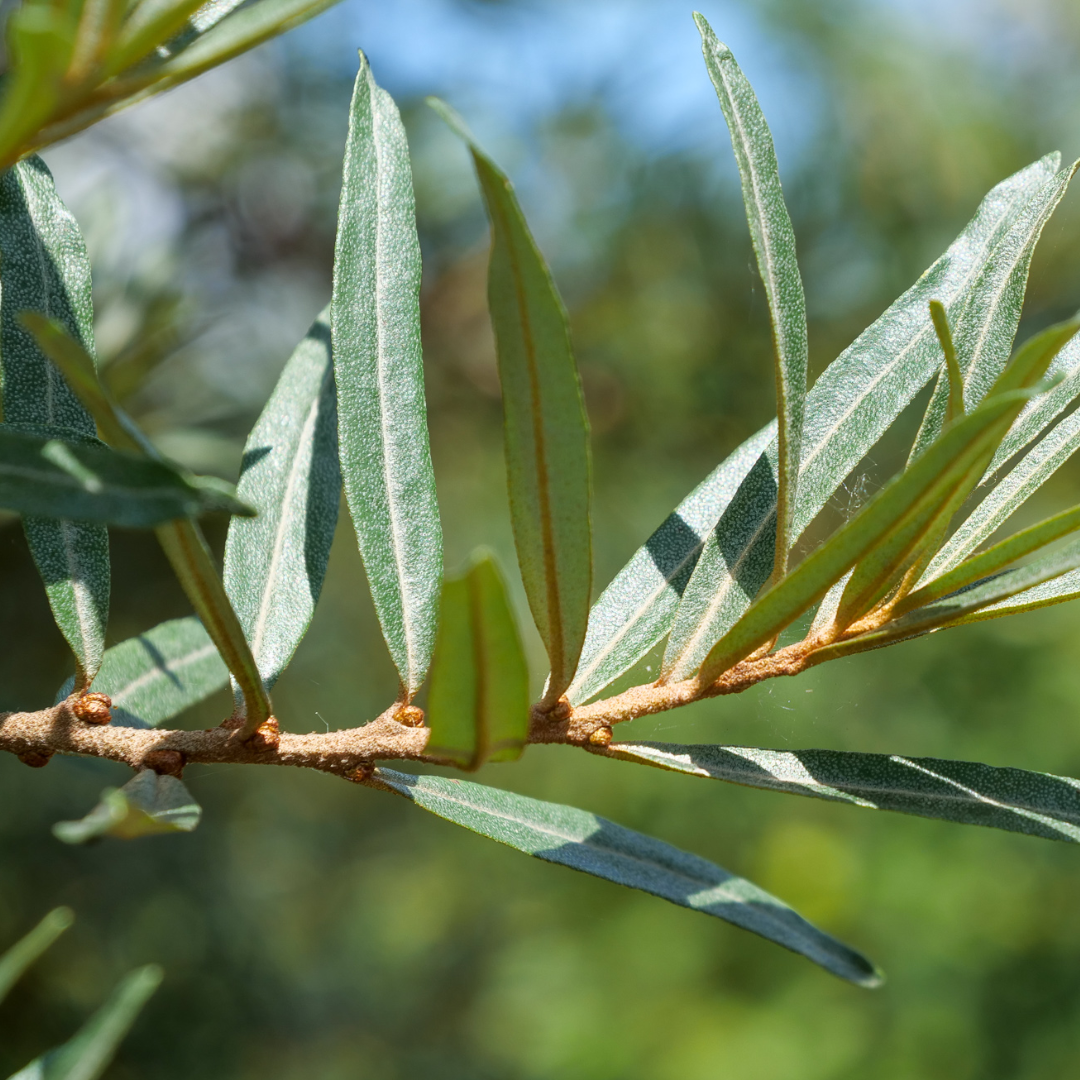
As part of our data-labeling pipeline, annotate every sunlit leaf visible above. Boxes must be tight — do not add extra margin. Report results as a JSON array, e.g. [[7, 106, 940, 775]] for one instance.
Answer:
[[813, 535, 1080, 662], [104, 0, 209, 77], [53, 770, 201, 844], [908, 159, 1076, 458], [696, 390, 1037, 684], [660, 154, 1060, 682], [0, 156, 109, 687], [56, 616, 227, 727], [334, 56, 442, 701], [897, 504, 1080, 615], [0, 424, 251, 526], [426, 551, 530, 769], [7, 965, 162, 1080], [0, 908, 74, 1007], [567, 423, 774, 705], [372, 768, 881, 986], [611, 742, 1080, 843], [432, 98, 592, 705], [224, 306, 339, 695], [696, 16, 806, 578]]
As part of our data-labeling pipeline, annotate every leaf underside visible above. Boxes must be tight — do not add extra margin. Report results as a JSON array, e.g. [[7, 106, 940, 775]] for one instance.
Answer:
[[373, 768, 881, 986]]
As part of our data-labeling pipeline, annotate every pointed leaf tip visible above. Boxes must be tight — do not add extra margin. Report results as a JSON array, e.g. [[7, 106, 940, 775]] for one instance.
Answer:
[[334, 58, 443, 699]]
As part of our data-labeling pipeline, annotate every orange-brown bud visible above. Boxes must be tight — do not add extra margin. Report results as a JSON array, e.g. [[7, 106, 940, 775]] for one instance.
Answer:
[[72, 693, 112, 725], [247, 716, 281, 751], [588, 726, 613, 747], [18, 750, 52, 768], [143, 749, 185, 778], [345, 763, 375, 783], [396, 705, 425, 728]]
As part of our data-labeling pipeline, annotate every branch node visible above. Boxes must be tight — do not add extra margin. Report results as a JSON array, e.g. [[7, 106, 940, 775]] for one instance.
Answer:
[[17, 750, 52, 768], [395, 705, 425, 728], [142, 749, 185, 778], [245, 716, 280, 751]]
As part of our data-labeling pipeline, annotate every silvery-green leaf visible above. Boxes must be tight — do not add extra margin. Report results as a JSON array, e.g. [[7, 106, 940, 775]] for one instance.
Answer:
[[567, 422, 774, 705], [224, 307, 339, 695], [986, 333, 1080, 474], [928, 379, 1080, 577], [951, 566, 1080, 625], [897, 504, 1080, 615], [908, 160, 1076, 459], [373, 768, 881, 987], [0, 155, 109, 686], [432, 99, 592, 704], [426, 551, 530, 769], [612, 742, 1080, 844], [53, 770, 201, 843], [0, 424, 251, 525], [0, 908, 74, 1007], [696, 16, 806, 577], [697, 388, 1038, 683], [7, 965, 162, 1080], [660, 155, 1059, 683], [333, 55, 442, 701], [56, 616, 227, 727], [814, 534, 1080, 663]]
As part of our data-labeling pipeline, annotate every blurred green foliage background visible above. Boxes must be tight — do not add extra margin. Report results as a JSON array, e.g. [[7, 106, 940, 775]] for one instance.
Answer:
[[4, 0, 1080, 1075]]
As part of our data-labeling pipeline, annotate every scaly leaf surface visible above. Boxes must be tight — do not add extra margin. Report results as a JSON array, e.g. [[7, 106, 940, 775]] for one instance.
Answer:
[[225, 307, 339, 694], [334, 56, 442, 700], [373, 768, 880, 986], [0, 156, 109, 685]]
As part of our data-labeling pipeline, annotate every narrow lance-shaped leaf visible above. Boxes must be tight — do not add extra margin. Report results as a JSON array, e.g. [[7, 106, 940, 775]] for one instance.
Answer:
[[947, 566, 1080, 626], [7, 965, 162, 1080], [661, 153, 1061, 682], [333, 55, 442, 702], [695, 315, 1079, 683], [909, 160, 1077, 460], [932, 409, 1080, 578], [0, 423, 251, 526], [811, 534, 1080, 664], [224, 307, 340, 698], [103, 0, 210, 78], [371, 769, 881, 987], [696, 14, 807, 579], [431, 98, 592, 705], [67, 0, 127, 85], [0, 155, 109, 688], [929, 300, 964, 422], [53, 770, 202, 844], [19, 309, 271, 731], [610, 742, 1080, 845], [0, 908, 74, 1007], [896, 504, 1080, 615], [567, 422, 775, 705], [695, 389, 1037, 684], [426, 551, 530, 769], [56, 616, 228, 728]]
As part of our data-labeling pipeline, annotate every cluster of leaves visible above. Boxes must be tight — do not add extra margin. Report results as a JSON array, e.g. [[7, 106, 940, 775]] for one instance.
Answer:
[[0, 0, 340, 171], [6, 5, 1080, 989], [0, 908, 160, 1079]]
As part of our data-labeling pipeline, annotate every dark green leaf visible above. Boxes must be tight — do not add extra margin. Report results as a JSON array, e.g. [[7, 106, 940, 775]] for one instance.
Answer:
[[567, 422, 774, 705], [334, 56, 442, 701], [7, 965, 162, 1080], [224, 306, 339, 694], [426, 551, 530, 769], [696, 15, 806, 578], [372, 768, 881, 986], [431, 98, 592, 704], [0, 908, 74, 1007], [0, 156, 110, 686], [53, 770, 201, 844], [57, 616, 227, 727], [611, 742, 1080, 844], [0, 424, 250, 526]]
